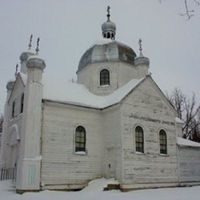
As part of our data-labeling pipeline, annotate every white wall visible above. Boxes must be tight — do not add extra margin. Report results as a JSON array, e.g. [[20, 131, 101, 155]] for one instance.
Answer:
[[177, 146, 200, 183], [77, 61, 143, 96], [1, 76, 25, 169], [41, 101, 104, 189], [102, 105, 122, 181], [120, 78, 179, 189]]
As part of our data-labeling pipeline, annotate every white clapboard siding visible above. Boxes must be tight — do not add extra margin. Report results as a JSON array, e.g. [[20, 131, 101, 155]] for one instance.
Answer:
[[120, 78, 179, 187], [41, 102, 104, 188]]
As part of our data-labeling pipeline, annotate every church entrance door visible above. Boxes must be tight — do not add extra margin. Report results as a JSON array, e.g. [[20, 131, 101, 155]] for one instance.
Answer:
[[106, 147, 115, 178]]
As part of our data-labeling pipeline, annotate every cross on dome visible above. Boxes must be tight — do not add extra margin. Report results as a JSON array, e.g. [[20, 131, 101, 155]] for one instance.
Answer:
[[101, 6, 116, 40], [28, 34, 33, 50], [35, 37, 40, 54], [139, 38, 143, 57], [15, 64, 18, 78], [107, 6, 110, 21]]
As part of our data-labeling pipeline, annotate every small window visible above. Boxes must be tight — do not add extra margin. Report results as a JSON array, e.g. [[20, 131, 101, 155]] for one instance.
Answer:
[[20, 93, 24, 113], [75, 126, 86, 152], [135, 126, 144, 153], [12, 101, 15, 118], [100, 69, 110, 86], [159, 130, 167, 154]]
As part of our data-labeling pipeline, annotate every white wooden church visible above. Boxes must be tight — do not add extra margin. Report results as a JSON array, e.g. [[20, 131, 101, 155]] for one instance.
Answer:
[[1, 7, 200, 193]]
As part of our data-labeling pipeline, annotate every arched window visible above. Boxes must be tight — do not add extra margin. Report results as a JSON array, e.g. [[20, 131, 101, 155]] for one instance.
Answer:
[[75, 126, 86, 152], [20, 93, 24, 113], [100, 69, 110, 86], [159, 130, 167, 154], [135, 126, 144, 153]]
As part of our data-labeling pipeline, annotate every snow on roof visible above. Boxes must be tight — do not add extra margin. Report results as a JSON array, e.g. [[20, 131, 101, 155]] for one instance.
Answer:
[[27, 55, 43, 60], [90, 38, 114, 46], [43, 77, 145, 109], [175, 117, 184, 124], [177, 137, 200, 147]]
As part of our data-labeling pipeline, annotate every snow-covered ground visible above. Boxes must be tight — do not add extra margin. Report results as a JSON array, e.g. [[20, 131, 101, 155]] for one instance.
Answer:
[[0, 179, 200, 200]]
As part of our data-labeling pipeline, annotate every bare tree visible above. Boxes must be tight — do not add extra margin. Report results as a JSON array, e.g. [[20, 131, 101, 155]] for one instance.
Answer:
[[160, 0, 200, 19], [180, 0, 200, 19], [183, 93, 200, 139], [167, 88, 200, 142], [167, 88, 185, 119]]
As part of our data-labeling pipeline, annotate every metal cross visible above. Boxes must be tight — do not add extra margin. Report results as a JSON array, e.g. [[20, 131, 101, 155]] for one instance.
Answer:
[[35, 37, 40, 54], [107, 6, 110, 21], [28, 34, 33, 50], [139, 38, 143, 56], [15, 64, 18, 77]]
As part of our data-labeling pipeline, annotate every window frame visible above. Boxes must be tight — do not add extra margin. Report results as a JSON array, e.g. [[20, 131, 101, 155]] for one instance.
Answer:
[[159, 129, 167, 155], [75, 126, 86, 154], [100, 69, 110, 86], [135, 126, 144, 153]]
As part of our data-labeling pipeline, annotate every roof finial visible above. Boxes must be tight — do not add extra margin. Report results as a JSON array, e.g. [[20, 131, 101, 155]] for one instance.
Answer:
[[28, 34, 33, 50], [139, 38, 143, 57], [107, 6, 110, 21], [35, 37, 40, 54], [15, 64, 19, 78]]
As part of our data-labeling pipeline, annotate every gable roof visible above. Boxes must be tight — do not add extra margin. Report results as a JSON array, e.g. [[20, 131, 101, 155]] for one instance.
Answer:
[[144, 76, 177, 115], [7, 73, 26, 103], [43, 76, 145, 109], [177, 137, 200, 148], [18, 72, 177, 113]]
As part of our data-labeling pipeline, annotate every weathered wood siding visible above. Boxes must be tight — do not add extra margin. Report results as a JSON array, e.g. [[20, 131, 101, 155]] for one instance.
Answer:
[[41, 102, 104, 189], [77, 62, 142, 96], [102, 106, 122, 181], [178, 146, 200, 183], [120, 78, 179, 187], [2, 77, 24, 169]]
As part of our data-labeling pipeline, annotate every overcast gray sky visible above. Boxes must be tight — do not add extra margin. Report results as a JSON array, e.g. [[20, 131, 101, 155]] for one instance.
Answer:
[[0, 0, 200, 114]]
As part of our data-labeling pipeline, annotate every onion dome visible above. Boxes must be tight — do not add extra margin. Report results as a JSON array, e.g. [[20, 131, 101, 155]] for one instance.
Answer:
[[78, 40, 136, 72], [6, 81, 15, 91], [101, 6, 116, 40], [27, 55, 46, 71], [19, 51, 35, 63], [19, 34, 35, 63], [135, 39, 150, 66]]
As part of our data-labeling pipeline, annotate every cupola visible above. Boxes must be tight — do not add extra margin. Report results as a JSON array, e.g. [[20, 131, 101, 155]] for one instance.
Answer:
[[134, 39, 150, 67], [19, 35, 35, 74], [101, 6, 116, 40]]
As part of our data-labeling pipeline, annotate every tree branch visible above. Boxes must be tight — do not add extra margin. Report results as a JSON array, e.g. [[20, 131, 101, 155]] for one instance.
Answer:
[[194, 0, 200, 6], [180, 0, 194, 19]]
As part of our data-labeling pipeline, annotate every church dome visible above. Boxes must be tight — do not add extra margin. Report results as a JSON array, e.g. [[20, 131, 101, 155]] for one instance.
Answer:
[[77, 40, 137, 72], [101, 6, 116, 40], [135, 39, 150, 67], [20, 51, 35, 62], [102, 21, 116, 32], [101, 20, 116, 39], [135, 56, 150, 66]]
